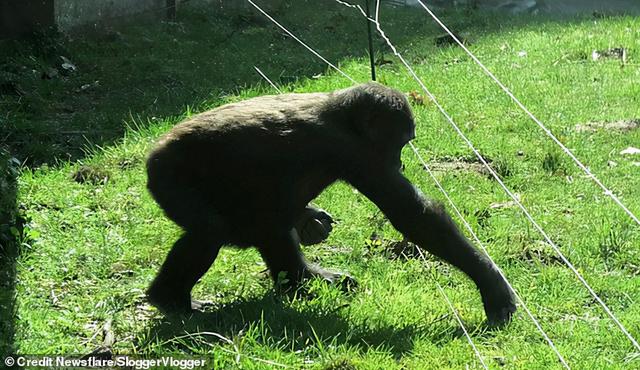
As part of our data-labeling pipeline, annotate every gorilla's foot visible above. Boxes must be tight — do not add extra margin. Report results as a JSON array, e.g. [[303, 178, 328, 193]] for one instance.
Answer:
[[147, 283, 194, 315]]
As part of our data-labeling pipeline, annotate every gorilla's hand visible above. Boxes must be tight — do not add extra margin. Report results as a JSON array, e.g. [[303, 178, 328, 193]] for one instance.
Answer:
[[295, 206, 334, 246]]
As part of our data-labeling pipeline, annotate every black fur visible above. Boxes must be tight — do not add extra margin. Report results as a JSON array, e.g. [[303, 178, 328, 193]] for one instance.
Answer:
[[145, 82, 516, 324]]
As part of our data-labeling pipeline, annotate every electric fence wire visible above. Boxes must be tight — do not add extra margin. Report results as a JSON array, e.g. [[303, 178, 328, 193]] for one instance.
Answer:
[[407, 141, 571, 368], [370, 0, 640, 352], [331, 1, 571, 366], [252, 63, 490, 370], [413, 0, 640, 228], [245, 0, 577, 366], [247, 0, 356, 83], [249, 0, 640, 363]]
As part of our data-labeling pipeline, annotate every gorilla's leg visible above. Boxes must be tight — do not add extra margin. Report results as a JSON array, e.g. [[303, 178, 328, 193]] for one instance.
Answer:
[[147, 230, 222, 313], [258, 229, 354, 289], [294, 205, 334, 246]]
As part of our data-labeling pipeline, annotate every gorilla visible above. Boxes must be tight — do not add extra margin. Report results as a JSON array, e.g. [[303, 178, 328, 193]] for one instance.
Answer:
[[145, 82, 516, 325]]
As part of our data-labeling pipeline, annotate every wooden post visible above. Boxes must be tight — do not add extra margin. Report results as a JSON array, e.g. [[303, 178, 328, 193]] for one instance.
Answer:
[[365, 0, 376, 81], [166, 0, 177, 21]]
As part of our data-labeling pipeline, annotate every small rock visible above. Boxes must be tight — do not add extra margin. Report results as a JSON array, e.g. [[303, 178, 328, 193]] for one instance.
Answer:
[[59, 56, 77, 74], [608, 160, 618, 168], [375, 58, 393, 66], [75, 80, 100, 93], [620, 147, 640, 156], [489, 200, 517, 210], [518, 50, 527, 57], [592, 48, 627, 62]]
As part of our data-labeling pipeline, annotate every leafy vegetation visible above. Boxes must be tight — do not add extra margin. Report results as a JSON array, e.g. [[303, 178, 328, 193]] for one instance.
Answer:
[[2, 1, 640, 368]]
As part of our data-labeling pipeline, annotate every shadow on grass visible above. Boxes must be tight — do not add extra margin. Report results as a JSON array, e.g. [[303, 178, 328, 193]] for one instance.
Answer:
[[0, 0, 633, 357], [142, 292, 492, 360], [0, 152, 20, 356], [144, 294, 423, 359], [0, 1, 390, 356], [1, 1, 622, 167], [0, 1, 394, 167], [0, 239, 18, 357]]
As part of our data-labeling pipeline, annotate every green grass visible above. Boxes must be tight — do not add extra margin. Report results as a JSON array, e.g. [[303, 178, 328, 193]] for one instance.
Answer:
[[3, 1, 640, 368]]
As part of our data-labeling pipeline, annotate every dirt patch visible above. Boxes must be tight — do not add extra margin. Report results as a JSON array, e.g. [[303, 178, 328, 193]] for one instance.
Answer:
[[575, 119, 639, 133], [591, 48, 627, 63], [71, 165, 110, 185], [435, 32, 468, 47], [426, 156, 514, 180], [428, 156, 492, 177], [519, 241, 564, 266], [386, 239, 424, 261], [365, 235, 426, 261], [429, 160, 488, 174]]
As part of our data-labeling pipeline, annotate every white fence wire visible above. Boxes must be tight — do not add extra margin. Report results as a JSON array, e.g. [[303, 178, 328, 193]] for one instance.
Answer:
[[412, 0, 640, 228], [245, 0, 640, 364], [371, 0, 640, 353], [251, 60, 489, 369]]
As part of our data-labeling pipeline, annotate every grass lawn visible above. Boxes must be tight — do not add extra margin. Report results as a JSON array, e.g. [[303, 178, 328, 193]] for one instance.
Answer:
[[2, 1, 640, 368]]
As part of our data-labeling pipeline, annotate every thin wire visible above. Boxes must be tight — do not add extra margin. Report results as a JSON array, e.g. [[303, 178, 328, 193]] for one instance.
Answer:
[[335, 0, 375, 20], [247, 2, 555, 365], [328, 7, 568, 365], [414, 0, 640, 228], [425, 251, 489, 369], [409, 142, 571, 369], [371, 0, 640, 352], [252, 59, 488, 370], [254, 66, 283, 93], [252, 64, 487, 366], [247, 0, 356, 84]]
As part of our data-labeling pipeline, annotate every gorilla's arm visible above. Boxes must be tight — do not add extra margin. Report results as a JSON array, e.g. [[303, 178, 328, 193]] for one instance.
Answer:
[[348, 169, 488, 280], [346, 167, 515, 323]]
